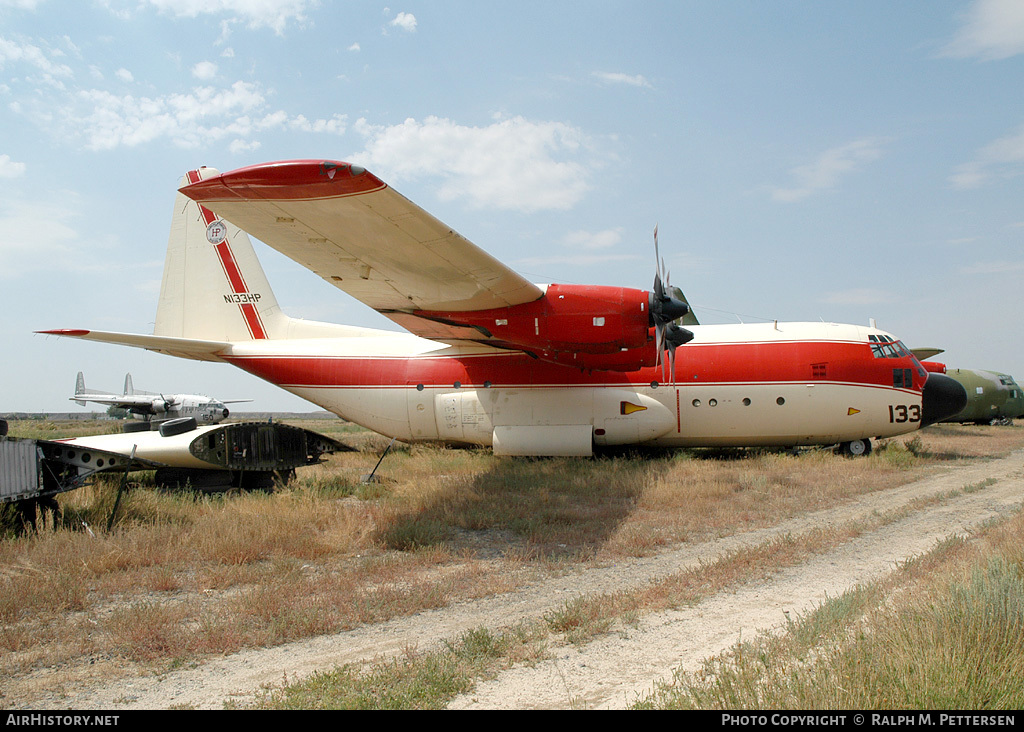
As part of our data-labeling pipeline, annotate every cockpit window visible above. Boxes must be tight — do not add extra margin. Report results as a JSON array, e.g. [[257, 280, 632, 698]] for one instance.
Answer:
[[870, 335, 910, 359]]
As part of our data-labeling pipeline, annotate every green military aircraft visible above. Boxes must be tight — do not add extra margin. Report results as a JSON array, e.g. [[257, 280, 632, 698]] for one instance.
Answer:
[[912, 349, 1023, 425], [940, 368, 1023, 425]]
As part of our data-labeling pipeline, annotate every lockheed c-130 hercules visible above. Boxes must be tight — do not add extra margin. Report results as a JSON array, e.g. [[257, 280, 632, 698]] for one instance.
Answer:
[[40, 161, 966, 457], [912, 350, 1023, 426]]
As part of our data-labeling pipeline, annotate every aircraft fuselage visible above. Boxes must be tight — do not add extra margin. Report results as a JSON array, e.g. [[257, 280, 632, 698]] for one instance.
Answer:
[[217, 321, 949, 455]]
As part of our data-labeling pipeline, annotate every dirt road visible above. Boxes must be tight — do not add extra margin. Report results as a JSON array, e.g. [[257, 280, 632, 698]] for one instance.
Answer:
[[36, 448, 1021, 710]]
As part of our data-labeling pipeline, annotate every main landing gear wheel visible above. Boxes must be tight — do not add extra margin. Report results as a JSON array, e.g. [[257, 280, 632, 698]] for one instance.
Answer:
[[838, 438, 872, 457]]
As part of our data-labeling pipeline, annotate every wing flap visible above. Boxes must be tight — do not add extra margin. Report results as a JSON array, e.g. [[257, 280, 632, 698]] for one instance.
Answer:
[[179, 161, 544, 336]]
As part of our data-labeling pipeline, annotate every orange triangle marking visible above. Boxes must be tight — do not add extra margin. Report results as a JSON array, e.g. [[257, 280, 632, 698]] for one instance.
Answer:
[[621, 401, 648, 416], [848, 407, 861, 416]]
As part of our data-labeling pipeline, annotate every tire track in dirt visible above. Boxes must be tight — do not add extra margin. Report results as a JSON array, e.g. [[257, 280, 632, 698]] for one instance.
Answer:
[[452, 455, 1024, 709], [34, 451, 1024, 710]]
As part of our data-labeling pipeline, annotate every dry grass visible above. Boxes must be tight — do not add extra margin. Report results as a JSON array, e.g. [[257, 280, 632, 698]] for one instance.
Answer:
[[1, 419, 1022, 706], [637, 508, 1024, 710]]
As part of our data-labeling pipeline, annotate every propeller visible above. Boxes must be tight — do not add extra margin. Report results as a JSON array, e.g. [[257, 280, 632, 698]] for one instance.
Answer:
[[649, 225, 694, 384]]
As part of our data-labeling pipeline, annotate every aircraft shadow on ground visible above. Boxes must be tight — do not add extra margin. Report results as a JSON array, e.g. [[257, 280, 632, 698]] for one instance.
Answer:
[[373, 448, 680, 559]]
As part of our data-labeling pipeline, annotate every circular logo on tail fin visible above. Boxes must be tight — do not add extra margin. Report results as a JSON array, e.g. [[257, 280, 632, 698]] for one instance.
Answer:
[[206, 220, 228, 245]]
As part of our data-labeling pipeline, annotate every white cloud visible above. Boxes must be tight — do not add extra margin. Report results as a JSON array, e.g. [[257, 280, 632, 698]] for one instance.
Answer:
[[0, 0, 44, 10], [140, 0, 316, 35], [229, 138, 261, 155], [0, 36, 74, 86], [351, 115, 592, 212], [562, 228, 624, 250], [592, 71, 652, 88], [949, 123, 1024, 189], [115, 68, 133, 83], [52, 81, 346, 151], [348, 42, 361, 52], [389, 12, 417, 32], [771, 138, 885, 203], [0, 196, 80, 276], [0, 154, 26, 178], [192, 61, 218, 80], [943, 0, 1024, 60]]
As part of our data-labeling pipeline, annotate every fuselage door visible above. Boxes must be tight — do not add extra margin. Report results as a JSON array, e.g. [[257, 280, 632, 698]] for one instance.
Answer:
[[407, 384, 438, 442]]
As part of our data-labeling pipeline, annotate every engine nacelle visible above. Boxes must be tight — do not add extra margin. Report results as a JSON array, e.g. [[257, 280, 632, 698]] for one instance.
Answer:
[[416, 284, 652, 369], [151, 399, 169, 414], [537, 336, 659, 372]]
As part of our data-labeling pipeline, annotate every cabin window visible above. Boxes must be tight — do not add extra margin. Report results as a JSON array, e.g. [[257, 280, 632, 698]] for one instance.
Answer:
[[893, 368, 912, 389]]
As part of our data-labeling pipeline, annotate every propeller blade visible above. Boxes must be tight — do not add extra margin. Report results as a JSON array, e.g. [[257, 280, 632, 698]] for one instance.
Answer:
[[648, 225, 695, 386], [654, 224, 660, 273]]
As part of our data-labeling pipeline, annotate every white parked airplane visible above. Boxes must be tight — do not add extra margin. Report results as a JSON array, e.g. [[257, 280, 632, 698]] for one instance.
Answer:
[[71, 371, 248, 424], [40, 161, 966, 456]]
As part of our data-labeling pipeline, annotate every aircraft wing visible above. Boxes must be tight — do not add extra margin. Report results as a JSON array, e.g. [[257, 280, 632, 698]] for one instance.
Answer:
[[71, 394, 161, 410], [179, 160, 544, 342]]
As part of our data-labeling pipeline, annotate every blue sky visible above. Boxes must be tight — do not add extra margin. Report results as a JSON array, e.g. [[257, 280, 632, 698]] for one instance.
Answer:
[[2, 1, 1022, 412]]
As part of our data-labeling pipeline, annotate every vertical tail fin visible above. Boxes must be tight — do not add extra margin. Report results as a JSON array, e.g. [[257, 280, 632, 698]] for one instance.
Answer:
[[123, 373, 134, 396], [74, 372, 87, 406], [154, 168, 286, 342]]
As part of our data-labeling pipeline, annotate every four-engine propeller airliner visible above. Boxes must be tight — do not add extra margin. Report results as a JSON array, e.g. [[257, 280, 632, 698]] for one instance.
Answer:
[[71, 371, 248, 425], [39, 161, 966, 456]]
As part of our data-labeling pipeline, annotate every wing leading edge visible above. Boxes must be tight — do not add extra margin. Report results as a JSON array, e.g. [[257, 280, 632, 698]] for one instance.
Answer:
[[179, 160, 544, 343]]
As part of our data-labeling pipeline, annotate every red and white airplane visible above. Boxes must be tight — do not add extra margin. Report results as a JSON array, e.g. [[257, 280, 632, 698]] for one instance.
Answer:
[[40, 161, 966, 457]]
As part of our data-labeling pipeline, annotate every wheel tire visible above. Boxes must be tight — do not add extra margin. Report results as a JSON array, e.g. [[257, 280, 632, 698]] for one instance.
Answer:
[[158, 417, 198, 437], [841, 438, 871, 457]]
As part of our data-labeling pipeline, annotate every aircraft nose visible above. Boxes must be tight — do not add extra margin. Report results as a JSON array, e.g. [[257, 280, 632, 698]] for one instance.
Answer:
[[920, 373, 967, 427], [223, 408, 230, 419]]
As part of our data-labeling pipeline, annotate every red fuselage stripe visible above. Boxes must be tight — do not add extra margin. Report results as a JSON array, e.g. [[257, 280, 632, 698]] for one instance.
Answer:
[[221, 340, 923, 392]]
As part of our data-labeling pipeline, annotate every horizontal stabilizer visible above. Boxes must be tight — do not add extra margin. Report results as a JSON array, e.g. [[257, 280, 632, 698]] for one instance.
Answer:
[[912, 347, 945, 362], [38, 329, 230, 363]]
